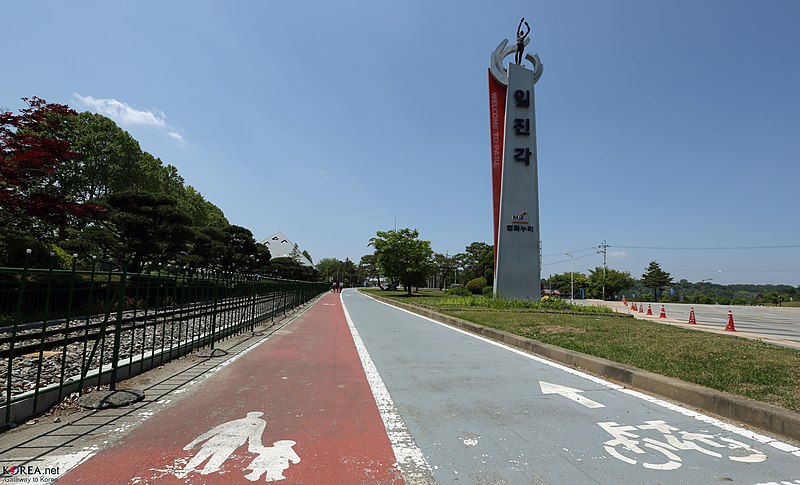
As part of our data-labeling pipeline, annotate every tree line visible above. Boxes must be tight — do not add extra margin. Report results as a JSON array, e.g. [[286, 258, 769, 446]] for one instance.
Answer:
[[355, 228, 798, 305], [1, 97, 317, 280], [6, 98, 794, 300], [314, 232, 493, 296]]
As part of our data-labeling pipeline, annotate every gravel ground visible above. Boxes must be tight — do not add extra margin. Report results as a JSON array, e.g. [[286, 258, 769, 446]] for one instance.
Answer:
[[0, 305, 274, 400]]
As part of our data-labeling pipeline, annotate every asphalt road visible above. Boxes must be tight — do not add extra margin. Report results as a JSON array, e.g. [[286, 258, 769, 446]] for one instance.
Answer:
[[344, 290, 800, 484], [576, 299, 800, 349]]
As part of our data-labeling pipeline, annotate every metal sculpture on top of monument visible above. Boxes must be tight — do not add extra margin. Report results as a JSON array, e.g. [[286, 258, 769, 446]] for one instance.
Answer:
[[488, 18, 544, 300]]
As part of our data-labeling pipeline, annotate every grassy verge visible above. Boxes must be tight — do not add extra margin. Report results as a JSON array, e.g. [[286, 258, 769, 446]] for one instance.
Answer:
[[361, 288, 800, 413]]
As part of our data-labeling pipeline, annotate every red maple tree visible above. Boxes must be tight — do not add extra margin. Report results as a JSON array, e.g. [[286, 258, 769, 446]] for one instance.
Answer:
[[1, 97, 103, 227]]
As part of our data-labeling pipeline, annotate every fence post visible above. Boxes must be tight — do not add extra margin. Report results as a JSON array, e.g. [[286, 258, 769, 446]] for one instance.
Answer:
[[270, 280, 276, 323], [157, 264, 168, 364], [109, 264, 128, 391], [250, 276, 257, 332], [127, 263, 142, 371], [32, 252, 57, 413], [4, 249, 32, 424], [58, 254, 79, 401], [77, 256, 97, 395], [138, 264, 152, 373], [283, 284, 287, 317], [209, 270, 220, 350], [176, 266, 187, 355], [83, 260, 115, 389], [187, 267, 198, 353]]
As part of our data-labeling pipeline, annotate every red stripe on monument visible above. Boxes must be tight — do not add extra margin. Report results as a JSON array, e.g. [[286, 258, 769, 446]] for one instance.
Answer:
[[488, 69, 507, 266], [60, 292, 402, 484]]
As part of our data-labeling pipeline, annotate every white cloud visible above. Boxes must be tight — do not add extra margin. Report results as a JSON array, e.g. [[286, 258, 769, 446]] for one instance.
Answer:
[[167, 131, 185, 143], [609, 250, 628, 259], [73, 94, 185, 143]]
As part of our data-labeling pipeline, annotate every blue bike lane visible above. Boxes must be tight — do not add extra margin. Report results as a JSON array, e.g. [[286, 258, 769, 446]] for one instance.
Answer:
[[341, 290, 800, 484]]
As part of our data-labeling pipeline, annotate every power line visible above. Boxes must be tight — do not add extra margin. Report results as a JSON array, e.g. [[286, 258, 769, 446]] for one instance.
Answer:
[[542, 246, 595, 258], [542, 252, 595, 266], [615, 244, 800, 250]]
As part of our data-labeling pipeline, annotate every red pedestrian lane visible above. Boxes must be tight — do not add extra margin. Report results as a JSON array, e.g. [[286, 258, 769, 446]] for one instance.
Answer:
[[60, 292, 403, 484]]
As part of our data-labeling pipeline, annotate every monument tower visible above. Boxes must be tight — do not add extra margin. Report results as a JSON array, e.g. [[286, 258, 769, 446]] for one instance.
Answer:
[[488, 19, 544, 300]]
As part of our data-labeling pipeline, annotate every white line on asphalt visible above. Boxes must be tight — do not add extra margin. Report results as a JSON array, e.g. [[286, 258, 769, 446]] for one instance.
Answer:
[[340, 291, 433, 484], [360, 291, 800, 458]]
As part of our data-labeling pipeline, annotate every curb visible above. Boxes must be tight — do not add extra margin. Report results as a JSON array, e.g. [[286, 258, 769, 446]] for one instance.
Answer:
[[370, 294, 800, 444]]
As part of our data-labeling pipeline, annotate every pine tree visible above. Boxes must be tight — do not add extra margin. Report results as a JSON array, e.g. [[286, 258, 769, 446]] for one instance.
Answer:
[[641, 261, 673, 301]]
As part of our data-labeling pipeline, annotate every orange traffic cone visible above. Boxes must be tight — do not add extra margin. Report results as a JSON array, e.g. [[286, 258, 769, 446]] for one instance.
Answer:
[[646, 304, 653, 315], [638, 303, 643, 313], [688, 307, 697, 324], [631, 302, 636, 310], [725, 310, 736, 332], [659, 305, 667, 319], [622, 297, 627, 306]]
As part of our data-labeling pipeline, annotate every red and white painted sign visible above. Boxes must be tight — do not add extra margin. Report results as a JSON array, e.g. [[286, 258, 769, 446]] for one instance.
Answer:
[[488, 68, 507, 258]]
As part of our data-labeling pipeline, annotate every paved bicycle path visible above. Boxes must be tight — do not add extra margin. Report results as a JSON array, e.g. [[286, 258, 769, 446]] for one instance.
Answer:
[[59, 291, 401, 483], [12, 289, 800, 484], [340, 290, 800, 484]]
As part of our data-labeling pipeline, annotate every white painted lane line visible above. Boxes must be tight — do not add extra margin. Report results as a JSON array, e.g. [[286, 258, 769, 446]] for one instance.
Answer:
[[360, 291, 800, 459], [339, 293, 433, 484]]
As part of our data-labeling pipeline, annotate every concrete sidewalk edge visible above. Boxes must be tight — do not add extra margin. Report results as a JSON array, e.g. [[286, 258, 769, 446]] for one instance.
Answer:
[[367, 293, 800, 444]]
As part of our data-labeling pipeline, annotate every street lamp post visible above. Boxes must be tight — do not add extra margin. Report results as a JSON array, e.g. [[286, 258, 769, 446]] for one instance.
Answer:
[[565, 253, 574, 304]]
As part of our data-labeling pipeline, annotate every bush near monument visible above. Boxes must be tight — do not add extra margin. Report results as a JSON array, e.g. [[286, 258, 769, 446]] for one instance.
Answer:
[[466, 277, 488, 295], [447, 286, 471, 297]]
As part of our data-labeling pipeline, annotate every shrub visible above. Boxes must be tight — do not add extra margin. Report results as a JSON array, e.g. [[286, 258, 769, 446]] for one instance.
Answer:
[[482, 286, 493, 297], [466, 277, 487, 295], [447, 286, 471, 296]]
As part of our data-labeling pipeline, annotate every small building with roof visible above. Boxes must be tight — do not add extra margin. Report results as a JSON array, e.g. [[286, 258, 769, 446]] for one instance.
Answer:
[[260, 231, 313, 267]]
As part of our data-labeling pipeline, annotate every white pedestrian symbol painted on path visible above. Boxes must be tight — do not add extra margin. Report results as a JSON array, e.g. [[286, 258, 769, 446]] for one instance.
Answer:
[[175, 411, 301, 481], [245, 440, 301, 481]]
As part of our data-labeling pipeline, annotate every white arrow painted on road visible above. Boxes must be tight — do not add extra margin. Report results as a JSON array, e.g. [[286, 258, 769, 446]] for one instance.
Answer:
[[539, 381, 605, 408]]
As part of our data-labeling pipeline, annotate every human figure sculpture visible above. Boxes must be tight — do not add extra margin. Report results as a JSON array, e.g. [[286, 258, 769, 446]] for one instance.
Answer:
[[515, 18, 531, 65]]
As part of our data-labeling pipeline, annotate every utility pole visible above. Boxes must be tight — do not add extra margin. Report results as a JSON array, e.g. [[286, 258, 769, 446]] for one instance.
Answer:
[[565, 253, 574, 304], [597, 240, 609, 300]]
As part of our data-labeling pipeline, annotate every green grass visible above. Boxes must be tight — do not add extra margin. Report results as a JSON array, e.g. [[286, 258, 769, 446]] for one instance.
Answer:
[[361, 288, 800, 413], [364, 288, 615, 314]]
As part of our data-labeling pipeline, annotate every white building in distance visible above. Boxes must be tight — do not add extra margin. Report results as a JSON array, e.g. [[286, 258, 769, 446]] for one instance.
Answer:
[[260, 231, 313, 267]]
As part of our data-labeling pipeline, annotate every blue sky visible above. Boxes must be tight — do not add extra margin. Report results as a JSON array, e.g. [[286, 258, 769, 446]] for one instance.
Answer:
[[3, 1, 798, 286]]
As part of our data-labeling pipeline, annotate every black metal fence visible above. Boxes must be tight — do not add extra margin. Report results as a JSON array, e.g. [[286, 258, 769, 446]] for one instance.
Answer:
[[0, 255, 328, 427]]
